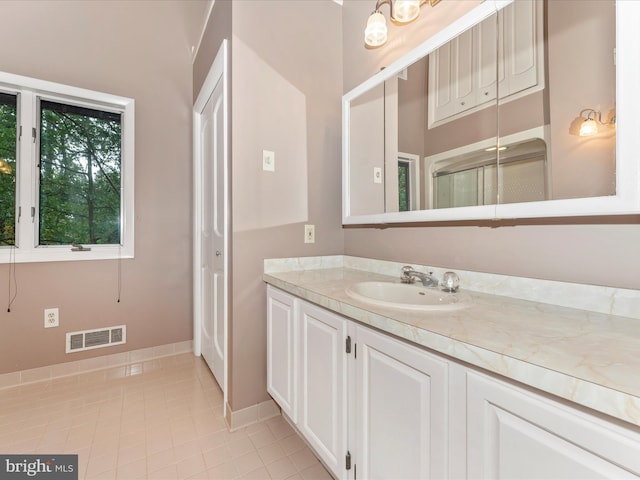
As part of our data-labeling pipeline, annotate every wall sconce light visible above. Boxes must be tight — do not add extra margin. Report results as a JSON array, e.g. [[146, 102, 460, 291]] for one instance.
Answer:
[[579, 108, 616, 137], [364, 0, 441, 48]]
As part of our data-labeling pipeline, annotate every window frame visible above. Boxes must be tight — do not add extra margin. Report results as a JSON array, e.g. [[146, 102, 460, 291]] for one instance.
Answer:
[[397, 152, 420, 211], [0, 71, 134, 264]]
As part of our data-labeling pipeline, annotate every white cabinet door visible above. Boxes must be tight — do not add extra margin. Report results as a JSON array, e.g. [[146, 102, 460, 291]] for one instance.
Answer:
[[453, 27, 476, 116], [429, 41, 456, 125], [501, 0, 540, 96], [475, 11, 498, 106], [467, 371, 640, 479], [429, 27, 475, 126], [428, 0, 543, 127], [266, 286, 297, 422], [353, 325, 448, 479], [298, 301, 348, 479]]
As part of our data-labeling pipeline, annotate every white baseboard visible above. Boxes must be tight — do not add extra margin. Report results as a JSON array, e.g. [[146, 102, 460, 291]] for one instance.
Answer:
[[0, 340, 193, 390], [225, 398, 281, 431]]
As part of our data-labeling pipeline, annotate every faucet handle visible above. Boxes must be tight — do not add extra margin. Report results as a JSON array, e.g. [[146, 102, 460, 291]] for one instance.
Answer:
[[400, 265, 415, 283], [441, 271, 460, 292]]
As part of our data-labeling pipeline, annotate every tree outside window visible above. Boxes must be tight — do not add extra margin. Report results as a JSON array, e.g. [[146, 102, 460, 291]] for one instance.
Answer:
[[38, 101, 122, 246], [0, 93, 17, 246]]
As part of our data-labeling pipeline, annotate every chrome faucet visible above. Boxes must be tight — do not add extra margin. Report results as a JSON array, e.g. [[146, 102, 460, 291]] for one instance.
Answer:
[[400, 266, 439, 288]]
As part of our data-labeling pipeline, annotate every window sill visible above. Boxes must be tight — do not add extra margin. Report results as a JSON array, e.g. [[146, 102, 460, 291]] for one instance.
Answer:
[[0, 245, 133, 264]]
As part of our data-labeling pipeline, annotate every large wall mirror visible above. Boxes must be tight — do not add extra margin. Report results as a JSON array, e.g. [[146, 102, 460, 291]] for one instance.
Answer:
[[343, 0, 640, 224]]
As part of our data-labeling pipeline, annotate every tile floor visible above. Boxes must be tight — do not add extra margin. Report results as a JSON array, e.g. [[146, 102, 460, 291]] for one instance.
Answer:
[[0, 353, 333, 480]]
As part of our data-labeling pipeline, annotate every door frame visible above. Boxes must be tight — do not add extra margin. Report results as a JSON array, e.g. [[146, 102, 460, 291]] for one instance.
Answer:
[[193, 39, 229, 414]]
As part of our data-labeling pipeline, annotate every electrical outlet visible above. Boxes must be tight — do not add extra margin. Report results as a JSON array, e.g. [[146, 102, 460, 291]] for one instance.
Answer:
[[304, 224, 315, 244], [44, 308, 59, 328]]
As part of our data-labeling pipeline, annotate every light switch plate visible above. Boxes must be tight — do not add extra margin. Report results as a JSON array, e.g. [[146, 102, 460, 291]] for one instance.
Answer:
[[304, 224, 315, 244], [373, 167, 382, 184], [263, 150, 275, 172]]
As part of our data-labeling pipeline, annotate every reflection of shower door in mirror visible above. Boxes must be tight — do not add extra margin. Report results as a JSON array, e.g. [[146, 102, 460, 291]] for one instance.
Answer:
[[431, 136, 548, 209]]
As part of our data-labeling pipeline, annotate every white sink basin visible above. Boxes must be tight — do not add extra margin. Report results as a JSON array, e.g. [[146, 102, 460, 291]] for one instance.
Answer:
[[345, 281, 472, 311]]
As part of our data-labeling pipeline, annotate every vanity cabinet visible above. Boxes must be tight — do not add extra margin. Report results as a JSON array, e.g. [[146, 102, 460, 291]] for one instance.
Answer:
[[267, 287, 449, 479], [466, 371, 640, 478], [267, 286, 640, 479]]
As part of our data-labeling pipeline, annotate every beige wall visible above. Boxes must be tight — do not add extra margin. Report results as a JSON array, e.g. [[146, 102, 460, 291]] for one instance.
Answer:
[[193, 0, 344, 411], [0, 1, 209, 375], [342, 0, 640, 290], [193, 0, 231, 100]]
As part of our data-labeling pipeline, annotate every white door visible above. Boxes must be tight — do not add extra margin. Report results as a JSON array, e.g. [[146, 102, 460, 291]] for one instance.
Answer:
[[298, 301, 348, 479], [194, 41, 228, 399], [353, 324, 448, 480], [200, 77, 225, 388]]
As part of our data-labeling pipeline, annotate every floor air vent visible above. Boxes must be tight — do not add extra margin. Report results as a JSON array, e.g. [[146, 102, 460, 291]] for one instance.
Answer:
[[66, 325, 126, 353]]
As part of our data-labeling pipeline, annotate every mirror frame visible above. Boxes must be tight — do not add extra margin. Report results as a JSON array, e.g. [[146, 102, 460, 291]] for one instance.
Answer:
[[342, 0, 640, 225]]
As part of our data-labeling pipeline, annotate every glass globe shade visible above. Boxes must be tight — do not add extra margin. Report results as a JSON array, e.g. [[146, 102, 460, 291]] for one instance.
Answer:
[[365, 11, 388, 47], [579, 118, 598, 137], [393, 0, 421, 23]]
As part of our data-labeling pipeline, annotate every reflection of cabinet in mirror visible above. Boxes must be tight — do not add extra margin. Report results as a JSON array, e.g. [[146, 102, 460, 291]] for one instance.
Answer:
[[428, 0, 543, 128]]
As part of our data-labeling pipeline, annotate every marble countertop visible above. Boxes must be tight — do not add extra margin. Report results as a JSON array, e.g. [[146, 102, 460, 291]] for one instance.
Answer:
[[263, 257, 640, 428]]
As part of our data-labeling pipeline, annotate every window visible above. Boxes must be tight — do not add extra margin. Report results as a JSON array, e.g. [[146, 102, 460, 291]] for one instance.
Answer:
[[39, 101, 122, 245], [0, 71, 134, 263], [398, 160, 410, 212], [396, 153, 420, 212]]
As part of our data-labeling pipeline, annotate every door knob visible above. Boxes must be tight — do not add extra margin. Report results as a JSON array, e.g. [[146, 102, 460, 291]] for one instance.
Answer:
[[215, 250, 222, 256]]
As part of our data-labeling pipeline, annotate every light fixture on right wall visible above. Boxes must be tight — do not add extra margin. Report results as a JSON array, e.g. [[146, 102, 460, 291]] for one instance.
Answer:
[[579, 108, 616, 137]]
